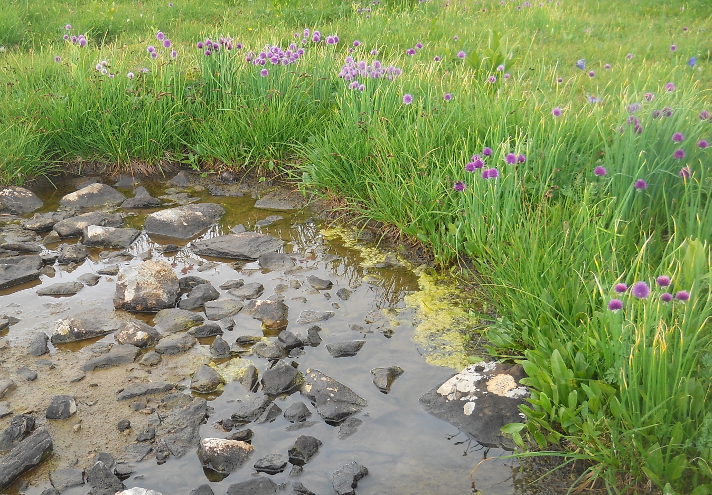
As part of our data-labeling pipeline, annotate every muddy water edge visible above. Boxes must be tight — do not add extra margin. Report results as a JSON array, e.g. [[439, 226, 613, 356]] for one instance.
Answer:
[[0, 174, 530, 495]]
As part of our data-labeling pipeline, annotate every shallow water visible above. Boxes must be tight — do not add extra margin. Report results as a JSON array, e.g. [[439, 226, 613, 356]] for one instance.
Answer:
[[0, 178, 527, 495]]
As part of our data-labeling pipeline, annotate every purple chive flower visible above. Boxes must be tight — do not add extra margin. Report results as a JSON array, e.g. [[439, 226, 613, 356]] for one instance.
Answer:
[[434, 56, 441, 62], [689, 56, 697, 67], [472, 158, 484, 169], [627, 53, 633, 59], [204, 50, 211, 56], [403, 94, 413, 105], [588, 70, 595, 77], [604, 63, 611, 70], [415, 42, 423, 49], [505, 153, 516, 164], [698, 140, 709, 149], [594, 166, 607, 177], [487, 168, 500, 178], [504, 73, 511, 79], [614, 283, 628, 293], [661, 292, 673, 303], [171, 50, 177, 59], [675, 290, 690, 301], [663, 107, 674, 117], [326, 35, 336, 45], [157, 32, 165, 41], [371, 49, 378, 55], [656, 275, 671, 287], [679, 166, 691, 179], [518, 154, 526, 163], [65, 24, 72, 30], [63, 34, 69, 40], [312, 33, 321, 43], [482, 147, 492, 156], [54, 56, 61, 63], [457, 51, 466, 59], [644, 92, 655, 101], [151, 51, 158, 59], [632, 281, 650, 299], [557, 77, 563, 83], [496, 64, 504, 71], [353, 40, 361, 47], [127, 72, 135, 78], [303, 29, 310, 38], [163, 39, 172, 48], [358, 84, 365, 91], [665, 82, 676, 92], [444, 93, 453, 101], [260, 69, 268, 77], [406, 48, 416, 55], [673, 148, 686, 160], [454, 181, 466, 191], [672, 132, 684, 142], [634, 179, 648, 190], [699, 110, 710, 120], [481, 169, 490, 179], [608, 299, 623, 311], [552, 107, 562, 117], [670, 44, 677, 52], [454, 35, 459, 41], [147, 45, 156, 53], [488, 75, 497, 83], [465, 162, 477, 172], [197, 41, 204, 49], [79, 38, 87, 47]]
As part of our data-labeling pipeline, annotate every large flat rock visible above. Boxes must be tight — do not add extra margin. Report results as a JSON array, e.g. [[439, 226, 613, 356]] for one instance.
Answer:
[[0, 187, 43, 215], [114, 261, 180, 312], [300, 369, 367, 424], [191, 233, 284, 260], [83, 225, 141, 248], [59, 183, 125, 209], [144, 204, 225, 239], [51, 309, 125, 344], [0, 255, 42, 290], [54, 211, 123, 238], [0, 427, 53, 490]]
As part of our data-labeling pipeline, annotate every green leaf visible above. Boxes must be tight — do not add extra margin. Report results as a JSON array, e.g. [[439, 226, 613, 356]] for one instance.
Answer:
[[501, 422, 526, 434]]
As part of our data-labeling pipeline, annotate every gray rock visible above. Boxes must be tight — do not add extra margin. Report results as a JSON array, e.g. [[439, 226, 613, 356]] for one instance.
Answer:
[[288, 435, 322, 466], [277, 330, 303, 350], [252, 341, 288, 360], [204, 298, 244, 320], [191, 232, 284, 260], [114, 260, 180, 312], [1, 380, 17, 400], [46, 395, 76, 420], [332, 462, 369, 495], [225, 429, 253, 442], [190, 485, 215, 495], [117, 381, 176, 401], [336, 288, 352, 300], [188, 322, 223, 338], [0, 187, 42, 215], [208, 185, 244, 197], [139, 352, 162, 366], [0, 255, 42, 289], [258, 252, 294, 271], [262, 363, 303, 395], [219, 279, 244, 290], [57, 243, 89, 264], [118, 419, 131, 432], [226, 478, 278, 495], [179, 283, 220, 310], [155, 398, 208, 458], [27, 332, 49, 356], [178, 275, 211, 293], [242, 299, 288, 330], [53, 211, 123, 238], [51, 309, 124, 344], [81, 345, 139, 371], [292, 482, 316, 495], [123, 443, 153, 462], [210, 335, 231, 358], [227, 282, 264, 300], [37, 281, 84, 296], [230, 224, 246, 234], [114, 175, 141, 189], [0, 241, 42, 253], [153, 308, 204, 333], [238, 365, 259, 392], [0, 415, 35, 451], [121, 195, 161, 208], [255, 402, 282, 424], [197, 438, 253, 473], [168, 171, 191, 186], [78, 272, 101, 286], [371, 366, 404, 393], [301, 369, 367, 424], [41, 488, 60, 495], [326, 341, 366, 358], [83, 225, 141, 248], [115, 320, 161, 348], [23, 211, 72, 232], [60, 183, 125, 209], [155, 333, 197, 355], [283, 402, 312, 423], [231, 395, 273, 423], [296, 310, 335, 324], [144, 204, 224, 239], [97, 264, 119, 275], [254, 193, 300, 211], [338, 417, 362, 439], [50, 467, 84, 491], [136, 426, 155, 442], [0, 427, 53, 490], [305, 326, 322, 347], [306, 275, 333, 290], [254, 215, 283, 227], [0, 402, 12, 418], [86, 460, 125, 495], [254, 453, 288, 474], [16, 367, 37, 381], [191, 365, 224, 393]]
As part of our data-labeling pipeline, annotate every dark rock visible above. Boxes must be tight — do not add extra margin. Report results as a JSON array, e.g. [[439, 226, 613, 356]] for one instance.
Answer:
[[78, 272, 101, 286], [86, 460, 125, 495], [83, 225, 140, 248], [204, 298, 244, 321], [57, 243, 89, 264], [336, 288, 352, 300], [252, 341, 288, 360], [0, 187, 42, 215], [97, 264, 119, 275], [37, 281, 84, 296], [60, 183, 125, 209], [198, 438, 253, 473], [228, 282, 264, 300], [155, 333, 197, 355], [254, 453, 288, 475], [292, 482, 316, 495], [254, 193, 300, 211], [27, 332, 49, 356], [153, 308, 204, 333], [326, 341, 366, 358], [113, 463, 135, 479], [144, 204, 224, 239], [190, 484, 215, 495], [114, 260, 180, 312], [277, 330, 302, 350], [117, 381, 176, 401], [168, 171, 191, 186], [254, 215, 283, 227], [226, 478, 278, 495], [258, 253, 294, 271], [210, 335, 231, 358], [285, 421, 319, 432], [238, 365, 259, 392], [301, 369, 367, 424], [0, 427, 53, 490], [191, 365, 224, 393], [262, 363, 303, 395], [255, 402, 282, 424], [188, 321, 223, 338], [115, 320, 161, 348], [0, 241, 42, 252], [337, 417, 362, 440], [122, 444, 153, 462], [242, 299, 288, 330], [296, 310, 335, 324], [306, 275, 333, 290], [136, 427, 155, 442], [371, 366, 404, 393], [16, 367, 37, 381], [179, 283, 220, 310], [118, 420, 131, 432], [0, 255, 42, 289], [53, 211, 123, 238], [219, 279, 244, 290], [0, 402, 12, 418], [226, 429, 253, 442], [0, 415, 35, 451], [209, 184, 244, 197], [305, 326, 322, 347], [121, 195, 161, 209], [288, 435, 322, 466], [178, 275, 210, 293], [50, 467, 84, 491], [114, 175, 140, 189], [231, 395, 273, 423], [332, 462, 369, 495], [51, 309, 124, 344], [23, 212, 71, 232], [82, 345, 139, 371], [283, 402, 312, 423], [191, 232, 284, 260], [155, 398, 208, 458], [139, 352, 161, 366], [46, 395, 76, 419]]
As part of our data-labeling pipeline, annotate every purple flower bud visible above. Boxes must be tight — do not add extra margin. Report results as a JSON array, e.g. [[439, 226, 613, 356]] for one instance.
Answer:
[[673, 148, 686, 160], [260, 69, 268, 77], [147, 45, 156, 53], [197, 41, 204, 49], [171, 50, 177, 59], [54, 56, 61, 63], [163, 39, 172, 48], [406, 48, 416, 55], [698, 140, 709, 149], [557, 77, 563, 83], [65, 24, 72, 30], [675, 290, 690, 301], [79, 38, 87, 47], [614, 283, 628, 293], [604, 63, 611, 70], [157, 31, 165, 41], [552, 107, 562, 117], [679, 166, 691, 179], [353, 40, 361, 47], [699, 110, 710, 120], [518, 154, 526, 163], [634, 179, 648, 190], [403, 94, 413, 105], [127, 72, 134, 79], [505, 153, 516, 164], [632, 281, 650, 299], [444, 93, 453, 101], [588, 70, 595, 77], [656, 275, 671, 287], [672, 132, 684, 142], [457, 51, 466, 59], [454, 181, 466, 191], [434, 56, 441, 62], [488, 75, 497, 83], [594, 166, 607, 177], [670, 44, 677, 52], [661, 293, 673, 303], [487, 168, 500, 178], [608, 299, 623, 311], [204, 49, 211, 56], [665, 82, 676, 92], [63, 34, 69, 40], [415, 42, 423, 49], [482, 147, 492, 156]]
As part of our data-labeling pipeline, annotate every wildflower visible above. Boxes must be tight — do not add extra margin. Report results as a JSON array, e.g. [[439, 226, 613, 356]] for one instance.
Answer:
[[488, 75, 497, 83], [54, 56, 61, 63], [157, 31, 165, 41], [699, 110, 710, 120], [626, 53, 633, 59], [127, 72, 134, 78], [594, 166, 607, 176], [171, 50, 177, 59], [481, 169, 490, 179], [197, 41, 204, 49], [371, 49, 378, 55], [673, 148, 685, 160], [652, 110, 661, 119], [672, 132, 684, 142], [444, 93, 453, 101], [312, 32, 321, 43], [505, 153, 516, 164], [454, 36, 459, 41], [63, 34, 69, 40], [588, 70, 595, 77], [147, 45, 156, 53], [698, 140, 709, 149], [163, 39, 172, 48], [353, 40, 361, 47], [518, 154, 526, 163], [65, 24, 72, 30], [552, 107, 562, 117], [403, 94, 413, 105], [482, 147, 492, 156], [614, 283, 627, 293], [78, 37, 87, 47], [95, 63, 102, 71], [454, 181, 466, 191], [604, 63, 611, 70], [260, 69, 268, 77], [632, 281, 650, 299], [608, 299, 623, 311], [415, 42, 423, 49], [662, 107, 673, 117], [496, 64, 504, 71], [434, 56, 441, 61], [487, 168, 500, 178], [644, 92, 654, 101], [656, 275, 671, 287], [634, 179, 648, 190], [575, 59, 585, 70], [675, 290, 690, 301], [661, 292, 673, 303], [204, 49, 211, 56], [689, 56, 697, 67], [406, 48, 416, 55], [628, 103, 641, 113], [504, 73, 510, 79], [665, 82, 676, 92], [670, 44, 677, 52], [326, 35, 336, 45], [303, 29, 310, 38], [472, 158, 484, 169], [358, 84, 365, 91], [679, 166, 691, 179], [457, 51, 466, 59], [465, 161, 477, 172], [151, 52, 158, 59], [557, 77, 563, 83]]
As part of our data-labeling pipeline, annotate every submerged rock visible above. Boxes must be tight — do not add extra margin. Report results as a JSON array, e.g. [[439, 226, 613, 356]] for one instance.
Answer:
[[326, 341, 366, 358], [261, 363, 303, 395], [228, 282, 264, 300], [191, 365, 224, 393], [332, 462, 369, 495], [114, 260, 180, 312], [288, 435, 322, 466], [60, 183, 125, 209], [36, 281, 84, 297], [226, 478, 278, 495], [197, 438, 254, 473], [51, 309, 124, 344], [283, 402, 312, 423], [191, 232, 284, 260], [204, 298, 244, 320], [0, 187, 43, 215], [242, 299, 288, 330], [53, 211, 123, 238], [301, 369, 367, 424], [83, 225, 141, 248], [0, 255, 42, 290], [153, 308, 204, 333], [371, 366, 404, 393], [258, 252, 294, 271], [296, 310, 335, 324], [0, 427, 53, 490], [231, 395, 273, 423], [144, 203, 224, 239], [254, 453, 288, 475], [306, 275, 333, 290], [23, 211, 72, 232]]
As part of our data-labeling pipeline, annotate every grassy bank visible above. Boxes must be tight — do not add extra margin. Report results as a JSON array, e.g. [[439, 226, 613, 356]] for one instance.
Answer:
[[1, 0, 712, 492]]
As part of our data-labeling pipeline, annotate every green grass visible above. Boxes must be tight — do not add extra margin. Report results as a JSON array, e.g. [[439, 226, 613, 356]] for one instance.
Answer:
[[1, 0, 712, 492]]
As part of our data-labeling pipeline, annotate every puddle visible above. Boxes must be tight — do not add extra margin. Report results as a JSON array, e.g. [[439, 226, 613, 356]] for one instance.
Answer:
[[0, 176, 532, 495]]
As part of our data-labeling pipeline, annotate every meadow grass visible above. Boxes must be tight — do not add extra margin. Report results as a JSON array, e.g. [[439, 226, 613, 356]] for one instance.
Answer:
[[1, 0, 711, 492]]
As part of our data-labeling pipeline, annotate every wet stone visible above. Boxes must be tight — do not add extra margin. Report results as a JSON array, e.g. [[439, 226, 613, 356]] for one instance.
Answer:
[[306, 275, 333, 290], [16, 367, 37, 381], [198, 438, 254, 473], [0, 241, 42, 253], [0, 402, 12, 418], [153, 308, 204, 333], [219, 279, 244, 290], [326, 341, 366, 358], [190, 484, 215, 495], [228, 282, 264, 300], [371, 366, 404, 393], [305, 326, 322, 347], [226, 429, 253, 442], [168, 171, 191, 186], [258, 252, 294, 271], [155, 333, 197, 355], [23, 211, 72, 232], [113, 463, 135, 479], [49, 467, 84, 491], [57, 243, 88, 264], [255, 402, 282, 424], [205, 298, 244, 321], [191, 232, 284, 260], [97, 264, 119, 275], [60, 183, 125, 209], [78, 272, 101, 286], [83, 225, 141, 248], [209, 184, 244, 197], [296, 310, 335, 324], [254, 453, 288, 475], [123, 444, 153, 462], [254, 192, 301, 211], [115, 320, 161, 348], [0, 255, 42, 289], [46, 395, 77, 420], [332, 462, 369, 495], [243, 299, 288, 330], [277, 330, 303, 350], [82, 345, 139, 371], [51, 309, 124, 344], [238, 365, 259, 392], [226, 478, 278, 495], [292, 482, 316, 495], [0, 427, 53, 491], [117, 381, 176, 401], [283, 402, 312, 424], [337, 417, 362, 440], [155, 398, 208, 458], [114, 260, 180, 312], [27, 332, 49, 356], [145, 203, 225, 239], [179, 283, 220, 310], [136, 427, 155, 442], [0, 187, 43, 215], [300, 369, 367, 424], [188, 321, 223, 338], [37, 281, 84, 296], [191, 365, 224, 394], [0, 415, 35, 451], [288, 435, 322, 466], [139, 352, 162, 366], [230, 224, 246, 234], [253, 341, 288, 360], [86, 460, 125, 495], [121, 190, 161, 208], [231, 395, 273, 423], [53, 211, 123, 238], [179, 275, 211, 293], [261, 363, 303, 395]]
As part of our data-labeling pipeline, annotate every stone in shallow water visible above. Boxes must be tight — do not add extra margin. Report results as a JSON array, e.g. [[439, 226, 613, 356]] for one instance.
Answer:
[[198, 438, 253, 473], [228, 282, 264, 300], [23, 212, 72, 232], [261, 363, 303, 395], [114, 261, 180, 312], [86, 460, 125, 495], [153, 308, 204, 333], [191, 365, 224, 393], [188, 321, 223, 338], [226, 478, 278, 495], [36, 281, 84, 297], [204, 298, 244, 320], [0, 427, 53, 491], [191, 232, 284, 260], [155, 397, 208, 458], [371, 366, 404, 393], [77, 273, 101, 286], [332, 461, 369, 495], [210, 335, 231, 358], [0, 255, 42, 290], [242, 299, 288, 330], [326, 340, 366, 358], [258, 252, 294, 270], [53, 211, 123, 238], [83, 225, 141, 248], [115, 320, 161, 348], [155, 333, 197, 355], [230, 395, 273, 424], [60, 183, 125, 209], [301, 369, 367, 424], [254, 453, 288, 475], [144, 203, 225, 239], [51, 309, 124, 344], [254, 192, 301, 211], [307, 275, 333, 290], [283, 402, 312, 423], [0, 187, 43, 215], [49, 467, 85, 491], [81, 345, 139, 371], [296, 310, 335, 324], [179, 283, 220, 310], [57, 244, 89, 264], [288, 435, 322, 466]]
